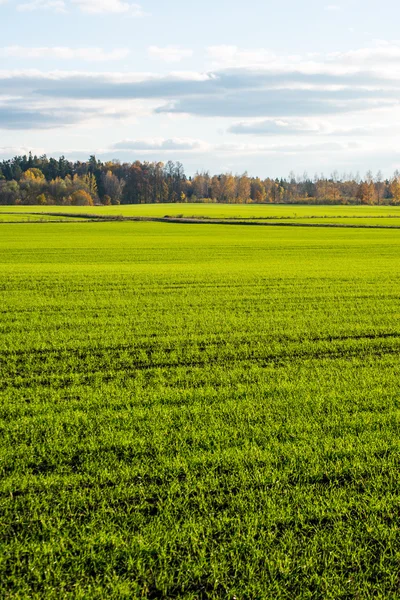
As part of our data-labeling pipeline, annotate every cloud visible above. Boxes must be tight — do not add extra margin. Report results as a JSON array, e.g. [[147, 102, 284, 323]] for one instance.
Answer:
[[328, 41, 400, 69], [0, 70, 219, 100], [108, 138, 354, 157], [17, 0, 66, 12], [207, 45, 281, 70], [0, 46, 130, 61], [148, 46, 194, 63], [2, 41, 400, 129], [206, 42, 400, 77], [15, 0, 148, 14], [229, 119, 322, 136], [156, 87, 398, 118], [325, 4, 341, 10], [0, 66, 399, 129], [0, 139, 359, 167], [1, 67, 394, 97], [111, 138, 205, 151], [0, 106, 83, 129], [214, 141, 350, 155], [71, 0, 148, 16], [229, 118, 400, 138], [0, 95, 136, 129], [0, 145, 46, 158]]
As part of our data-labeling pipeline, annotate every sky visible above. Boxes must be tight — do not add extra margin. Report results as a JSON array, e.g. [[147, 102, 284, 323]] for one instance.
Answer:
[[1, 0, 400, 177]]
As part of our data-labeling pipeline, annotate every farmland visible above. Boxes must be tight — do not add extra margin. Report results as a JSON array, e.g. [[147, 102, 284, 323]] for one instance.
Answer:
[[3, 202, 400, 219], [1, 211, 400, 598], [3, 203, 400, 228]]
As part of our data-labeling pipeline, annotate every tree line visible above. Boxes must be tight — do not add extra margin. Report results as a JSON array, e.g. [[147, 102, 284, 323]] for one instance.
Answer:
[[1, 153, 400, 206]]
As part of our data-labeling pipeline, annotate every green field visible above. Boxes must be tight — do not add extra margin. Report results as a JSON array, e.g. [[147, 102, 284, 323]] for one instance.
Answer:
[[1, 216, 400, 598], [3, 203, 400, 228], [0, 213, 85, 223], [3, 202, 400, 218]]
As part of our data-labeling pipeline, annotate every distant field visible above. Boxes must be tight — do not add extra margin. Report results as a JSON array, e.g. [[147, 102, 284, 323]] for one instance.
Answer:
[[3, 203, 400, 230], [3, 202, 400, 221], [265, 217, 400, 227], [1, 220, 400, 598], [0, 212, 86, 223]]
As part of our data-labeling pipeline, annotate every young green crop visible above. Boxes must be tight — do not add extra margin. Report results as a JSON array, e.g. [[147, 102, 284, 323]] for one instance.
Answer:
[[3, 202, 400, 221], [1, 221, 399, 598]]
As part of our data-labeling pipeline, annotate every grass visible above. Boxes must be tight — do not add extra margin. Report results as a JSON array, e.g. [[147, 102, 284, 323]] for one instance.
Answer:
[[0, 212, 84, 223], [3, 202, 400, 220], [4, 202, 400, 232], [1, 219, 400, 598], [3, 203, 400, 228]]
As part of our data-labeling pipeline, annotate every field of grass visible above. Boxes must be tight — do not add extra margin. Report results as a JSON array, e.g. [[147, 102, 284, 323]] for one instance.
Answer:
[[0, 212, 84, 223], [264, 217, 400, 227], [3, 202, 400, 221], [1, 219, 400, 598], [3, 203, 400, 230]]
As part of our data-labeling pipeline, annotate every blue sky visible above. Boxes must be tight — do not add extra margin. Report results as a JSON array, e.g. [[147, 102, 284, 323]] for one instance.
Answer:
[[1, 0, 400, 176]]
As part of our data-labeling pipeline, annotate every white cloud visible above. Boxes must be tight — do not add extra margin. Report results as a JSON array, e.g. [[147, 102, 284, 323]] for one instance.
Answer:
[[0, 84, 157, 130], [0, 46, 130, 61], [148, 46, 194, 63], [1, 60, 400, 125], [15, 0, 148, 14], [325, 4, 341, 10], [328, 40, 400, 68], [71, 0, 148, 15], [17, 0, 66, 12], [213, 141, 352, 155], [206, 45, 278, 69], [108, 138, 356, 157], [229, 117, 400, 138], [229, 118, 324, 136], [2, 41, 400, 143], [0, 145, 45, 157], [112, 138, 206, 151], [206, 41, 400, 78]]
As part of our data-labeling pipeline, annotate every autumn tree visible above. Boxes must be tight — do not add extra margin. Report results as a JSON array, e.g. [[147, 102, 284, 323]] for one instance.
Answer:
[[192, 172, 210, 199], [0, 152, 396, 207], [251, 178, 267, 203], [389, 175, 400, 204], [236, 173, 251, 203], [19, 168, 46, 204], [101, 171, 125, 204], [21, 168, 45, 182], [69, 190, 94, 206], [48, 177, 68, 204], [0, 180, 20, 205], [210, 176, 221, 201], [36, 193, 47, 205], [219, 174, 236, 203], [375, 171, 385, 204], [357, 181, 376, 205]]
